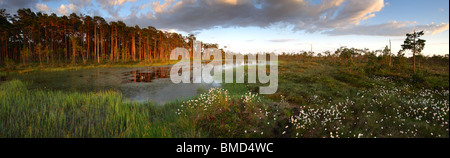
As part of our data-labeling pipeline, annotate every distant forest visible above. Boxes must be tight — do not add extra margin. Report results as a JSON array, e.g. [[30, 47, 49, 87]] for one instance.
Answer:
[[0, 8, 219, 66]]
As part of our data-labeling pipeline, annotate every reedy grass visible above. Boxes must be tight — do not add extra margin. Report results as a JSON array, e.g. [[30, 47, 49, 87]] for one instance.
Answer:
[[0, 80, 190, 138]]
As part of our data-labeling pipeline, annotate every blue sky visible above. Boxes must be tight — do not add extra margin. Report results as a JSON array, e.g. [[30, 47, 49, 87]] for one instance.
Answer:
[[196, 0, 449, 55], [2, 0, 448, 56]]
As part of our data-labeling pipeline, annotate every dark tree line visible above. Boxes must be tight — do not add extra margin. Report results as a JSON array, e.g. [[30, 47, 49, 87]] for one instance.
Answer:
[[0, 8, 218, 66]]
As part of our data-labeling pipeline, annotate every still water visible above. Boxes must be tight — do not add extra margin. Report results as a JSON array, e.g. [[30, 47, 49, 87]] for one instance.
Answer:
[[5, 60, 269, 105], [7, 65, 217, 105]]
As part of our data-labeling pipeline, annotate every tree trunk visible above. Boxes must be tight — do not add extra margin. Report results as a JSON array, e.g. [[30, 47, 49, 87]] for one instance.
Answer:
[[153, 38, 156, 60], [100, 30, 103, 63], [81, 29, 85, 64], [64, 26, 68, 61], [110, 28, 114, 63], [132, 32, 136, 61], [159, 33, 163, 60], [139, 35, 142, 61], [147, 36, 150, 62], [95, 24, 99, 63], [115, 29, 118, 62], [87, 26, 90, 61], [72, 37, 76, 64]]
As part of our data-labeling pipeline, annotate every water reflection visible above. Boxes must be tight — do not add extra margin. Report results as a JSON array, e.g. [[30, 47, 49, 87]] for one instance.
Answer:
[[124, 67, 171, 83]]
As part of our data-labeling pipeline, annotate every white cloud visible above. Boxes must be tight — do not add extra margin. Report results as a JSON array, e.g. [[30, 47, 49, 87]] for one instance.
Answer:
[[122, 0, 448, 37], [425, 23, 449, 36], [3, 0, 448, 38], [95, 0, 137, 18], [69, 0, 91, 6], [316, 0, 385, 28], [67, 3, 79, 13], [152, 0, 175, 13], [127, 0, 387, 33], [325, 21, 449, 36], [35, 3, 50, 12], [97, 0, 137, 7], [214, 0, 241, 5], [57, 4, 69, 15], [267, 39, 299, 43]]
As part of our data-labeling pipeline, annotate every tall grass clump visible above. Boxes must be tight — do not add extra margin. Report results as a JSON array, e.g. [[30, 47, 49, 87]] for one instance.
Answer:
[[175, 87, 292, 138], [0, 80, 185, 138]]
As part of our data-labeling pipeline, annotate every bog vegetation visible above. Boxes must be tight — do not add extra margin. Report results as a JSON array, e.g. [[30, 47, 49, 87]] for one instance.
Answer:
[[0, 8, 449, 138]]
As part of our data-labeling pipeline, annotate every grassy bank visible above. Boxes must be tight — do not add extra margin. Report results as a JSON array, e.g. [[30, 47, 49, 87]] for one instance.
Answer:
[[0, 60, 175, 75]]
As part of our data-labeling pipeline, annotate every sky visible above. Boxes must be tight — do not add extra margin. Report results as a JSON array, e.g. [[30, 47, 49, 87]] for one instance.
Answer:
[[1, 0, 449, 56]]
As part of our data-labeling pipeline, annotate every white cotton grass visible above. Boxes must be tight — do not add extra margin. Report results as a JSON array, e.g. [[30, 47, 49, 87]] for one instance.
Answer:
[[286, 77, 449, 138], [175, 77, 448, 138]]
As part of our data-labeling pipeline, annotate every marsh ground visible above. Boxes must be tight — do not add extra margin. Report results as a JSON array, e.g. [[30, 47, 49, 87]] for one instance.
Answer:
[[0, 57, 448, 138]]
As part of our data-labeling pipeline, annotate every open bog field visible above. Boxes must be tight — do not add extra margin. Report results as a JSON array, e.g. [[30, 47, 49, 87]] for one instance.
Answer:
[[1, 56, 448, 138]]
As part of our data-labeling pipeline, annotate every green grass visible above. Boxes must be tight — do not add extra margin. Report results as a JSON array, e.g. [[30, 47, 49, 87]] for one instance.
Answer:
[[0, 79, 274, 138], [0, 80, 194, 138], [245, 59, 449, 138], [0, 58, 448, 138], [0, 60, 176, 75]]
